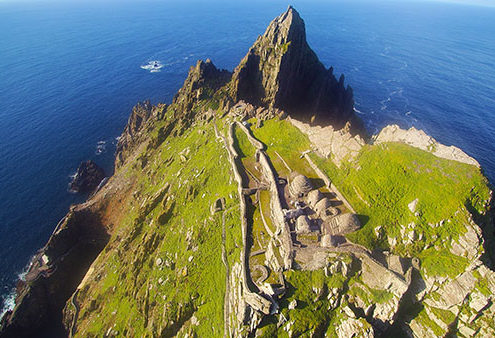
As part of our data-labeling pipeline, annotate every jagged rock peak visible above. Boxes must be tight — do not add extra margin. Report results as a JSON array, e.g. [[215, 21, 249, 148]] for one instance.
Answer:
[[262, 5, 305, 46], [230, 6, 358, 131], [173, 59, 231, 112]]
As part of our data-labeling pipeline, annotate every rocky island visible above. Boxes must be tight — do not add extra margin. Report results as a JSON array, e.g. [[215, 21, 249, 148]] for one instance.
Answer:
[[1, 6, 494, 337]]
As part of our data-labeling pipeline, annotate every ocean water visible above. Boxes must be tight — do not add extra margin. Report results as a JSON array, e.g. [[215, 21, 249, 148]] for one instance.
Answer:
[[1, 0, 494, 314]]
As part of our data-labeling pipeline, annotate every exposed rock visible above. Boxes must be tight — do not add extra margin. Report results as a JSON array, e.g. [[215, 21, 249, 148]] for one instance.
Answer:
[[469, 291, 490, 313], [408, 198, 418, 213], [115, 101, 158, 167], [229, 6, 359, 130], [69, 160, 105, 194], [335, 317, 374, 338], [288, 299, 297, 310], [290, 117, 365, 167], [0, 205, 109, 337], [374, 124, 480, 167], [358, 253, 410, 326], [173, 59, 231, 113], [387, 255, 406, 276]]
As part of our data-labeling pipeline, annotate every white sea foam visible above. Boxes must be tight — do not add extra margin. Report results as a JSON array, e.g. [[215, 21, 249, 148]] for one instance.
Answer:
[[0, 262, 32, 318], [95, 140, 106, 155], [140, 60, 164, 72], [354, 107, 365, 115], [0, 291, 15, 318]]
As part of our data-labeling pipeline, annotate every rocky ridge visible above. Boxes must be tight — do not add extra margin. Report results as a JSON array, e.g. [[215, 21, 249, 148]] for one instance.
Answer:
[[229, 6, 358, 131]]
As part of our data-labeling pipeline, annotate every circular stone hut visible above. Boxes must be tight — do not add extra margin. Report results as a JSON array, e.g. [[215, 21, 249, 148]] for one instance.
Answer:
[[314, 197, 332, 216], [323, 213, 361, 235], [307, 189, 324, 207], [289, 174, 313, 198], [296, 215, 312, 233]]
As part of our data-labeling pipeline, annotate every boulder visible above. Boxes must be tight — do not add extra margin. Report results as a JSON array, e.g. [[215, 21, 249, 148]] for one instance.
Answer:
[[335, 317, 374, 338], [69, 160, 105, 193], [408, 198, 418, 213]]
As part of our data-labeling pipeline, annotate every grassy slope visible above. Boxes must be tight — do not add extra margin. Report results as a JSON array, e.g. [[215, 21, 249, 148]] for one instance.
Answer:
[[312, 142, 490, 275], [73, 113, 242, 336]]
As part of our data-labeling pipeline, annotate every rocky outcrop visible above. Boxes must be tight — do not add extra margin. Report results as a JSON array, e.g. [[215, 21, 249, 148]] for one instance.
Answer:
[[290, 117, 366, 166], [173, 59, 231, 113], [373, 124, 480, 167], [115, 101, 167, 167], [69, 160, 105, 193], [0, 205, 109, 338], [229, 6, 359, 130], [335, 317, 374, 338]]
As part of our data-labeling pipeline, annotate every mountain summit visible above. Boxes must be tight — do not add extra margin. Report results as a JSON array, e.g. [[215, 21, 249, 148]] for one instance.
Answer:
[[230, 6, 355, 128]]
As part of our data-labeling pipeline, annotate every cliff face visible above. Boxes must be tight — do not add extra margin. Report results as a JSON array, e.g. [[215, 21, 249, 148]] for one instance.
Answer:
[[115, 100, 167, 168], [173, 59, 231, 113], [2, 6, 495, 338], [0, 205, 108, 337], [230, 6, 355, 129]]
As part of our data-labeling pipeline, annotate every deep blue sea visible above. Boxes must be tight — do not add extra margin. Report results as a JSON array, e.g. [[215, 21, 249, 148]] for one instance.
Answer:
[[1, 0, 494, 314]]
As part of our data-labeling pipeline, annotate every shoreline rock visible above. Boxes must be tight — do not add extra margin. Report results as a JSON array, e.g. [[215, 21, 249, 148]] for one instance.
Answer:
[[69, 160, 105, 194]]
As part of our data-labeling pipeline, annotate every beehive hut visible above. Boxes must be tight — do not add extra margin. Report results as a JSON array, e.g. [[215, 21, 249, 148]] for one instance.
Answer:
[[322, 213, 361, 235], [289, 174, 312, 198], [307, 189, 324, 207], [314, 197, 332, 216], [296, 215, 312, 233]]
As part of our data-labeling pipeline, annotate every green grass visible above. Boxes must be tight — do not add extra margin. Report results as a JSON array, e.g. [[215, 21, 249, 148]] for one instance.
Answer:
[[419, 248, 469, 278], [430, 306, 456, 326], [414, 308, 445, 336], [311, 142, 490, 258], [75, 122, 239, 337], [251, 118, 311, 173], [234, 124, 256, 158]]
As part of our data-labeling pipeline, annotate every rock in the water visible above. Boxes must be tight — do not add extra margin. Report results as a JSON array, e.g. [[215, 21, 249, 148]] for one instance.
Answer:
[[69, 160, 105, 193]]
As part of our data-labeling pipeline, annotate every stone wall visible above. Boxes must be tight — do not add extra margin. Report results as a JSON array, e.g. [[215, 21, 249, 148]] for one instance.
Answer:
[[236, 122, 293, 270], [224, 123, 271, 315]]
